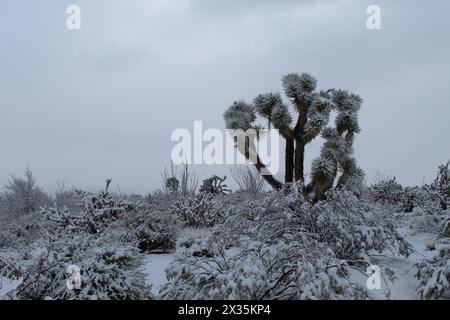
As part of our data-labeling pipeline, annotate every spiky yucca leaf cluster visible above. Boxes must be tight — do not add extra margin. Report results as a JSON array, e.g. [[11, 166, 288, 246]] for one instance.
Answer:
[[310, 90, 364, 201], [223, 101, 256, 131], [254, 93, 292, 130], [282, 72, 317, 106]]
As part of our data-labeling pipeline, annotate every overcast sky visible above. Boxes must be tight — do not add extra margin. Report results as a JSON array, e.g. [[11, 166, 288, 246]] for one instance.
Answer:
[[0, 0, 449, 193]]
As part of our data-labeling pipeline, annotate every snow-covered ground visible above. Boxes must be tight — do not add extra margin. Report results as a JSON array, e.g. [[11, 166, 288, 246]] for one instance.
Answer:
[[349, 227, 438, 300], [138, 226, 441, 299], [0, 276, 21, 298], [0, 219, 446, 300], [143, 253, 175, 295]]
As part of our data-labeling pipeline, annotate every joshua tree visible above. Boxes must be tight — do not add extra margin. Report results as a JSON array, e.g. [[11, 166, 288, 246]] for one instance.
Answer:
[[223, 72, 364, 202]]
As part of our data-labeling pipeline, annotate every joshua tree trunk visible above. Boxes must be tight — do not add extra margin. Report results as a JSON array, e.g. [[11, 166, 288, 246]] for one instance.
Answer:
[[254, 155, 283, 190], [285, 138, 294, 183], [294, 139, 305, 181], [293, 103, 307, 182], [241, 136, 283, 190]]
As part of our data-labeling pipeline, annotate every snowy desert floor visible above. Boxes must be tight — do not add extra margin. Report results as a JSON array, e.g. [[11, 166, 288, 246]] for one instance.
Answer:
[[140, 233, 429, 299], [143, 253, 175, 295], [1, 184, 449, 300], [143, 229, 441, 300], [349, 228, 437, 299], [0, 227, 439, 300]]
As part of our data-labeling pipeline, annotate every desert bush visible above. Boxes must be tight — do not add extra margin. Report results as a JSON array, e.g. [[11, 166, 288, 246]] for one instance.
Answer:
[[430, 161, 450, 210], [131, 211, 177, 253], [161, 184, 410, 300], [229, 165, 266, 193], [0, 255, 23, 280], [10, 234, 152, 300], [161, 162, 198, 197], [0, 221, 43, 249], [54, 183, 80, 213], [160, 234, 367, 300], [441, 216, 450, 238], [2, 167, 50, 217], [199, 175, 230, 195], [401, 186, 421, 213], [305, 191, 412, 259], [407, 163, 450, 234], [171, 192, 225, 228], [413, 165, 450, 300], [415, 246, 450, 300], [369, 176, 403, 205], [44, 181, 135, 234]]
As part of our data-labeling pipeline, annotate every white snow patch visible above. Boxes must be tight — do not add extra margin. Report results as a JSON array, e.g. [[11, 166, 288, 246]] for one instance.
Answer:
[[0, 276, 21, 298], [349, 228, 439, 300], [143, 253, 174, 295]]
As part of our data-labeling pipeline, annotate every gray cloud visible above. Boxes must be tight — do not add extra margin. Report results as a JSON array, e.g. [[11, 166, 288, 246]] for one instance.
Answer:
[[0, 0, 449, 193]]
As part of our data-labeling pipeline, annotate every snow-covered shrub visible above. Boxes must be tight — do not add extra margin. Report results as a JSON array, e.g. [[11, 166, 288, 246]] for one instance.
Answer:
[[415, 246, 450, 300], [430, 161, 450, 210], [6, 181, 154, 300], [2, 167, 50, 217], [0, 255, 23, 280], [301, 191, 411, 259], [401, 186, 424, 213], [266, 186, 411, 260], [229, 165, 266, 193], [0, 230, 15, 248], [161, 162, 198, 197], [131, 211, 177, 253], [413, 170, 450, 300], [408, 162, 450, 235], [171, 192, 225, 228], [160, 234, 367, 300], [54, 184, 81, 213], [441, 216, 450, 238], [408, 206, 449, 235], [10, 234, 152, 300], [44, 184, 135, 234], [0, 222, 42, 249], [369, 177, 403, 205], [221, 185, 412, 260], [199, 175, 230, 195], [161, 184, 411, 300]]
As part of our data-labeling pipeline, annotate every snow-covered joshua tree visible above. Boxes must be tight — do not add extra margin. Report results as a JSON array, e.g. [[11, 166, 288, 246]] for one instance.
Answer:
[[223, 73, 364, 202]]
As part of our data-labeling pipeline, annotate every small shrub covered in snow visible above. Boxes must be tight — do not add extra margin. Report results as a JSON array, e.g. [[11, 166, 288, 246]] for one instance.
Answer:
[[369, 177, 403, 205], [44, 183, 135, 235], [160, 234, 367, 300], [6, 181, 154, 300], [131, 211, 177, 253], [415, 246, 450, 300], [161, 184, 411, 300], [311, 192, 412, 259], [171, 192, 225, 228], [199, 175, 230, 195], [0, 255, 23, 280], [10, 234, 152, 300]]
